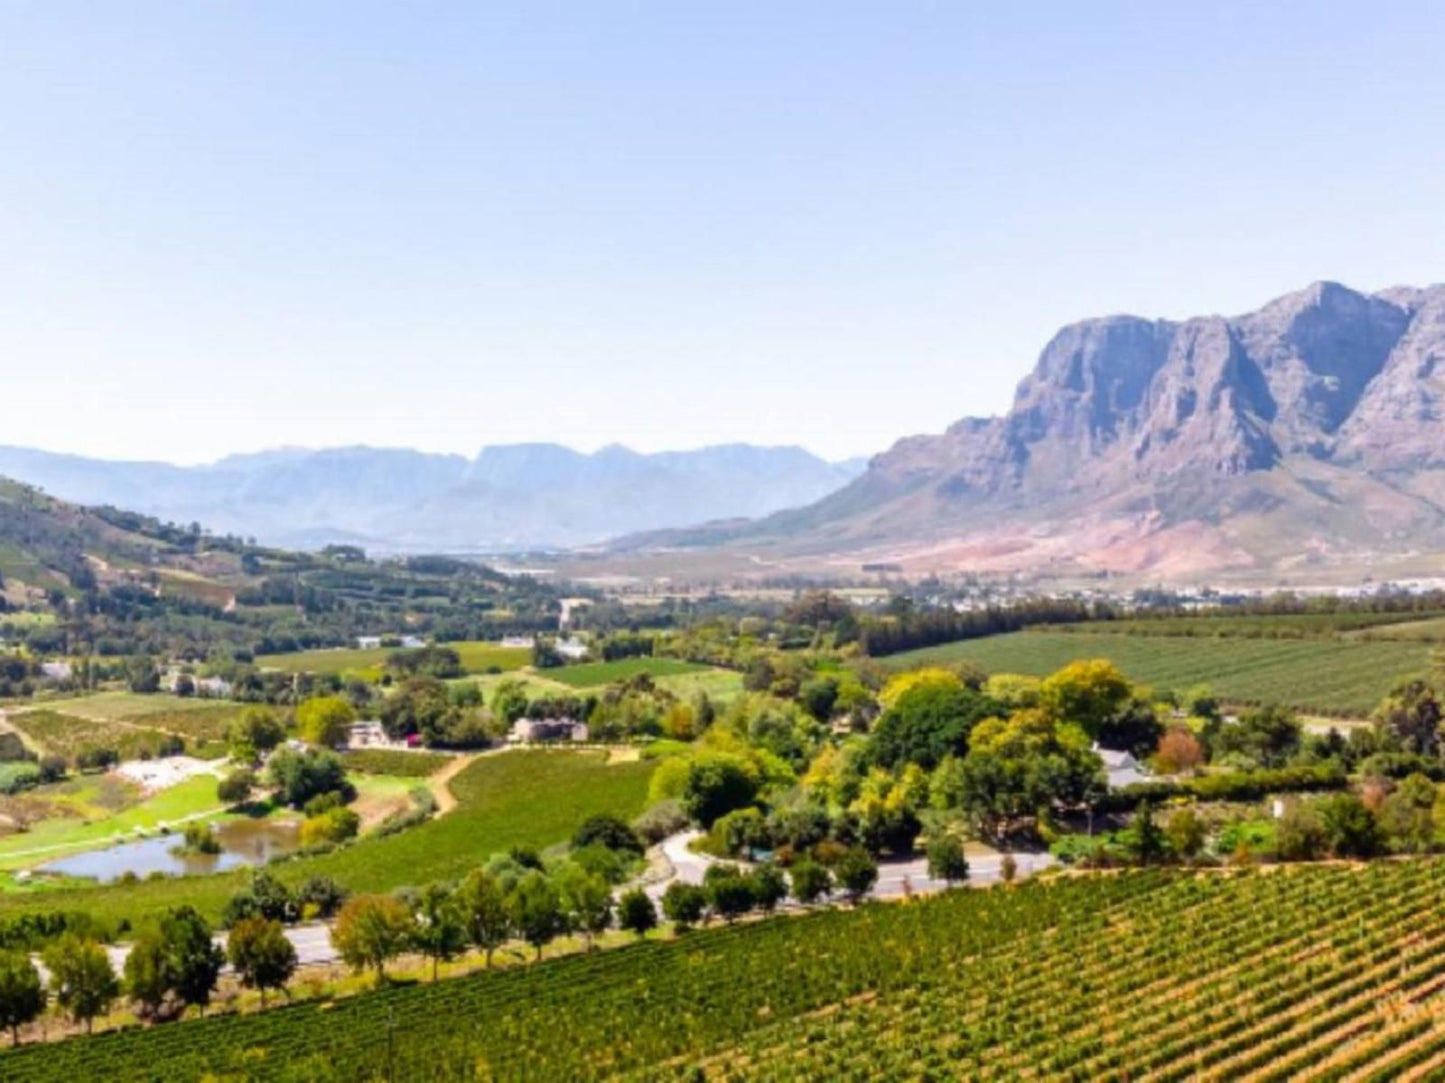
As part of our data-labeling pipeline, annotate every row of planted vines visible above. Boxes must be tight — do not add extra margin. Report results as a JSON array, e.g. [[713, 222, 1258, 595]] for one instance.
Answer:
[[10, 863, 1445, 1080]]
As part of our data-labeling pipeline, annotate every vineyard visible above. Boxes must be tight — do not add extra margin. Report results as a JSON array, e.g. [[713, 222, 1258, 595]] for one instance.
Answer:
[[9, 861, 1445, 1079], [888, 631, 1432, 715], [1044, 610, 1445, 639]]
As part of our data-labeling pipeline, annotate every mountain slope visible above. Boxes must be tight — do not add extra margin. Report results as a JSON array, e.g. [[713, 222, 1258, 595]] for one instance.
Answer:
[[640, 281, 1445, 582], [0, 443, 865, 554]]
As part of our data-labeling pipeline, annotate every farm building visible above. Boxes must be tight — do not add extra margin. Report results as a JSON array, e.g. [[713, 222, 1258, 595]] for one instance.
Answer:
[[555, 636, 589, 661], [1096, 747, 1150, 789], [347, 720, 410, 750], [510, 718, 589, 743], [39, 661, 72, 681], [356, 635, 383, 649]]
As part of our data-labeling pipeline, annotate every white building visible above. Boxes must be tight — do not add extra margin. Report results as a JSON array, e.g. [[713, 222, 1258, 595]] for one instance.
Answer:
[[346, 720, 408, 750], [356, 635, 383, 650], [40, 661, 73, 681], [555, 636, 589, 661], [510, 718, 589, 743], [1096, 746, 1151, 790]]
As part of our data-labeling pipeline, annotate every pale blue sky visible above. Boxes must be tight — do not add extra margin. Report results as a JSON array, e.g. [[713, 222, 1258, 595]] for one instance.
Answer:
[[3, 2, 1443, 463]]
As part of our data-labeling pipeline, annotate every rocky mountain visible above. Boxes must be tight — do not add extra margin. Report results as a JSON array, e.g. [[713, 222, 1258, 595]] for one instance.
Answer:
[[0, 442, 865, 554], [644, 282, 1445, 582]]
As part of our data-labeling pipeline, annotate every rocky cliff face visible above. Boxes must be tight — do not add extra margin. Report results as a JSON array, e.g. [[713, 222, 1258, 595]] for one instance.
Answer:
[[740, 281, 1445, 579]]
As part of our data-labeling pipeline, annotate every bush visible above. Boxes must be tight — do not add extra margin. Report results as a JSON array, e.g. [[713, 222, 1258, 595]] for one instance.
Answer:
[[299, 806, 361, 847], [571, 814, 644, 856], [217, 768, 256, 805], [632, 800, 688, 845]]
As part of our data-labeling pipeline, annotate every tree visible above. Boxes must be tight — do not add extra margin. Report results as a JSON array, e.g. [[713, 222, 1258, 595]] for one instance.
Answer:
[[835, 847, 879, 904], [617, 888, 658, 939], [789, 859, 832, 905], [704, 865, 756, 924], [680, 754, 760, 828], [749, 862, 788, 913], [42, 935, 118, 1034], [926, 834, 969, 886], [228, 707, 285, 763], [226, 918, 297, 1007], [159, 906, 224, 1017], [507, 871, 567, 960], [1318, 793, 1384, 858], [999, 853, 1018, 883], [1038, 660, 1131, 740], [123, 933, 172, 1019], [571, 814, 644, 856], [1216, 705, 1301, 768], [868, 675, 1000, 770], [217, 768, 256, 806], [798, 676, 840, 723], [411, 883, 468, 981], [1164, 807, 1207, 861], [1381, 773, 1438, 853], [661, 881, 707, 930], [222, 869, 298, 927], [1120, 801, 1167, 864], [1275, 801, 1328, 861], [455, 869, 511, 967], [490, 679, 531, 726], [556, 866, 613, 951], [266, 747, 352, 810], [295, 695, 355, 748], [0, 950, 45, 1046], [1374, 680, 1444, 756], [331, 895, 414, 984], [1155, 727, 1205, 774]]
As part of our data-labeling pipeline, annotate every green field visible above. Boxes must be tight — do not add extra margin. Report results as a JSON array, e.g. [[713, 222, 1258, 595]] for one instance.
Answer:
[[10, 861, 1445, 1080], [255, 641, 530, 676], [24, 692, 234, 723], [0, 750, 653, 928], [1046, 610, 1445, 639], [545, 657, 708, 688], [651, 667, 745, 702], [888, 630, 1432, 715], [339, 749, 452, 777], [1354, 615, 1445, 642], [0, 773, 225, 872]]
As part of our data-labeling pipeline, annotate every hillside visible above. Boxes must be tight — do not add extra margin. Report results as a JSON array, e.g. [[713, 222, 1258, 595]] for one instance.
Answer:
[[0, 477, 558, 658], [0, 442, 865, 554], [623, 281, 1445, 583]]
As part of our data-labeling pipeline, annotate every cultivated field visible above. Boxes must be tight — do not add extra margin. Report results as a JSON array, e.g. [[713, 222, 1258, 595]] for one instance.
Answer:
[[888, 631, 1431, 715], [255, 641, 530, 676], [10, 862, 1445, 1080]]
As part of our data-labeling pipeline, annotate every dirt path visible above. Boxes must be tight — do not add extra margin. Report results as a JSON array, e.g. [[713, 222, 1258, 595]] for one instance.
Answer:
[[428, 752, 482, 815]]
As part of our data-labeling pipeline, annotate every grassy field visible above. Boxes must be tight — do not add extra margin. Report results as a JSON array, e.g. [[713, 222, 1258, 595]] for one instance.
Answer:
[[339, 749, 452, 777], [255, 641, 529, 676], [22, 691, 230, 722], [545, 657, 708, 688], [1047, 610, 1445, 639], [1354, 615, 1445, 642], [11, 862, 1445, 1080], [0, 750, 653, 928], [0, 773, 224, 871], [651, 667, 745, 702], [888, 630, 1432, 715]]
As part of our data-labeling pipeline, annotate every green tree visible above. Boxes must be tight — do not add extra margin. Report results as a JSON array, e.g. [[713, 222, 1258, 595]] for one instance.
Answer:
[[1038, 660, 1132, 740], [122, 933, 171, 1019], [789, 859, 832, 905], [411, 883, 468, 981], [455, 868, 511, 967], [749, 862, 788, 913], [266, 747, 352, 810], [617, 888, 658, 939], [490, 679, 531, 726], [680, 754, 760, 828], [1120, 801, 1168, 864], [1318, 793, 1383, 858], [295, 695, 356, 748], [42, 936, 118, 1035], [228, 707, 286, 764], [1216, 705, 1301, 768], [661, 881, 707, 930], [556, 866, 613, 951], [835, 847, 879, 904], [226, 918, 297, 1007], [216, 767, 256, 806], [1380, 773, 1437, 853], [330, 895, 414, 984], [1374, 680, 1444, 756], [925, 834, 969, 886], [0, 950, 44, 1046], [1163, 807, 1207, 861], [868, 677, 999, 770], [159, 906, 224, 1017], [571, 814, 644, 856], [703, 865, 756, 924], [1275, 801, 1328, 861], [507, 871, 567, 960]]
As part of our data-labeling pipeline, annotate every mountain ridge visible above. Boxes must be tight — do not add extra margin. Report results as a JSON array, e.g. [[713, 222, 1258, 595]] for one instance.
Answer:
[[624, 281, 1445, 582], [0, 441, 865, 555]]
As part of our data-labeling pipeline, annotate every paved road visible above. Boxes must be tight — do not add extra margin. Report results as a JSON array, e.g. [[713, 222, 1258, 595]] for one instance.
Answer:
[[62, 922, 341, 981]]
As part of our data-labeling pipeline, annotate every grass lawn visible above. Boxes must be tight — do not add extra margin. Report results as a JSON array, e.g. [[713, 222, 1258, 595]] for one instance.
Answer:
[[0, 750, 654, 927], [653, 667, 745, 702], [545, 657, 708, 688], [887, 630, 1430, 716]]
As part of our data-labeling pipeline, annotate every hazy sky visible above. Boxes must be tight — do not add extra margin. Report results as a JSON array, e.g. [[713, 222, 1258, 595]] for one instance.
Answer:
[[3, 2, 1444, 464]]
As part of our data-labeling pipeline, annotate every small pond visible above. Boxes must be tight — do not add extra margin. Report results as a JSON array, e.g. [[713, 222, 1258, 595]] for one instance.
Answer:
[[38, 818, 302, 883]]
